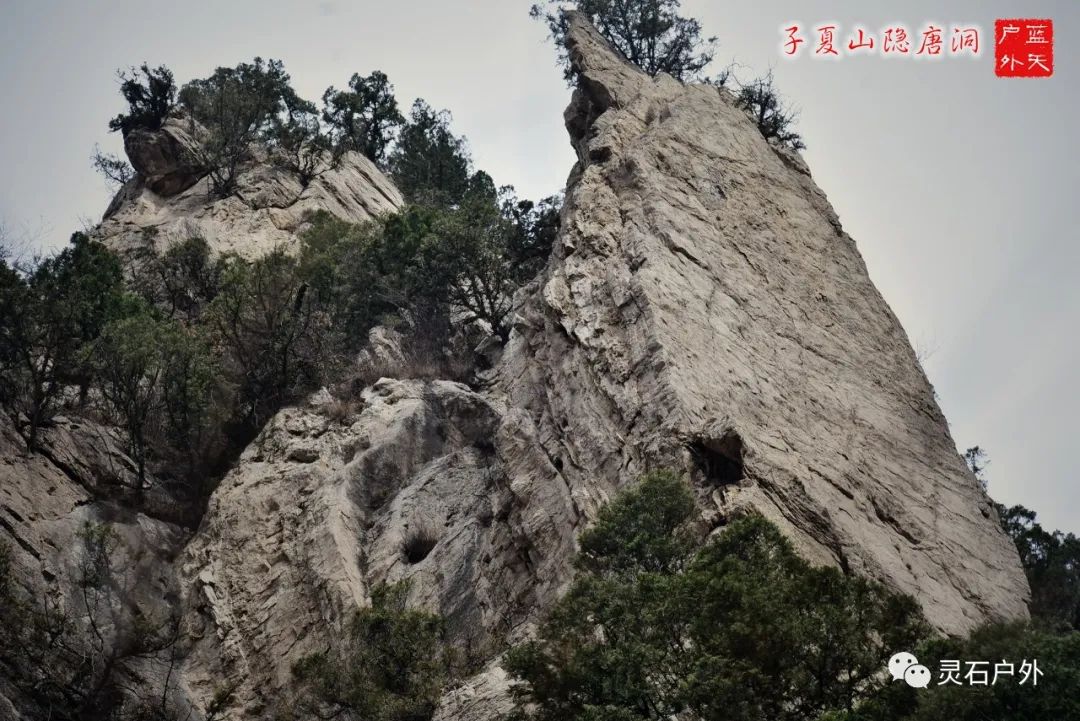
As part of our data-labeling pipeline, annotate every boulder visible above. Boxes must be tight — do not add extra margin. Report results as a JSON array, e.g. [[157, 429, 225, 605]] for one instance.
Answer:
[[123, 112, 210, 197]]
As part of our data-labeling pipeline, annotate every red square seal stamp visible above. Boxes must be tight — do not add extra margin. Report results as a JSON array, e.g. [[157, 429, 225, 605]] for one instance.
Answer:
[[995, 19, 1054, 77]]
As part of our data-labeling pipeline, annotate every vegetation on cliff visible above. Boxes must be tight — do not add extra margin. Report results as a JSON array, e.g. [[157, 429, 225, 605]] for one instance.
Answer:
[[502, 471, 1080, 721], [0, 528, 198, 721], [287, 582, 452, 721], [531, 0, 804, 148], [504, 472, 928, 721]]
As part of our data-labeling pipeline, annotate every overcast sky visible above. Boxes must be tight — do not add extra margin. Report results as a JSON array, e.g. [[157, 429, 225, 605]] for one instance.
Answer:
[[0, 1, 1076, 531]]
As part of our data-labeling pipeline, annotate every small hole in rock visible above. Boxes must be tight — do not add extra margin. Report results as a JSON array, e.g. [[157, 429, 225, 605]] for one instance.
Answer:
[[689, 431, 745, 487], [589, 146, 613, 163], [402, 523, 439, 564]]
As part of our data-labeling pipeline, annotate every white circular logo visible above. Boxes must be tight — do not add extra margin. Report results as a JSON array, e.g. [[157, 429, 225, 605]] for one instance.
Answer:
[[904, 664, 932, 689], [888, 651, 919, 681]]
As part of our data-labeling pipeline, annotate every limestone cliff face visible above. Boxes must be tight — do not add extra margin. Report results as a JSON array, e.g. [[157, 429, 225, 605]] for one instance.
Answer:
[[499, 11, 1029, 634], [1, 12, 1029, 721]]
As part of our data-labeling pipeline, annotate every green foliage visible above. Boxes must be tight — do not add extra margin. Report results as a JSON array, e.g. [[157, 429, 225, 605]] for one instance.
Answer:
[[684, 524, 925, 720], [207, 249, 333, 430], [131, 235, 222, 323], [732, 71, 805, 151], [389, 100, 472, 206], [179, 57, 299, 196], [429, 182, 520, 342], [108, 63, 176, 135], [95, 309, 172, 485], [531, 0, 717, 81], [0, 254, 24, 403], [110, 59, 410, 191], [95, 304, 217, 487], [575, 469, 694, 575], [502, 191, 562, 282], [370, 204, 458, 311], [322, 70, 405, 165], [299, 207, 450, 349], [157, 324, 218, 472], [92, 145, 136, 187], [0, 233, 125, 451], [996, 504, 1080, 630], [291, 582, 451, 721], [504, 471, 929, 721], [849, 623, 1080, 721], [266, 90, 333, 187], [964, 446, 1079, 630], [299, 180, 558, 351], [298, 211, 392, 346]]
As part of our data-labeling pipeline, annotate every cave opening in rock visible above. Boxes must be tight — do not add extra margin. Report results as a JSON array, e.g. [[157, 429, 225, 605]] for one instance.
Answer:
[[689, 431, 745, 488], [402, 523, 439, 564]]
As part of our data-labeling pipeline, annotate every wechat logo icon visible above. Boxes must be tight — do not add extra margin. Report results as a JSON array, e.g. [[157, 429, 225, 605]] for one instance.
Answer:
[[889, 652, 931, 689]]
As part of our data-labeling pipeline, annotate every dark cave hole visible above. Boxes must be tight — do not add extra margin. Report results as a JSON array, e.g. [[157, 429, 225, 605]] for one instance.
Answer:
[[689, 431, 745, 488], [402, 524, 439, 564]]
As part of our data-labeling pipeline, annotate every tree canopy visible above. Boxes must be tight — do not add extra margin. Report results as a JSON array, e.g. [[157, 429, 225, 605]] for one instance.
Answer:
[[322, 71, 405, 166], [732, 70, 806, 151], [504, 471, 928, 721], [179, 57, 300, 196], [109, 63, 176, 135], [996, 503, 1080, 631], [389, 100, 473, 207], [0, 233, 125, 451], [531, 0, 716, 81]]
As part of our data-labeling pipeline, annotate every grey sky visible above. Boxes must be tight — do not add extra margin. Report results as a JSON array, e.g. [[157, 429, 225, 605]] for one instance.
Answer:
[[1, 1, 1076, 531]]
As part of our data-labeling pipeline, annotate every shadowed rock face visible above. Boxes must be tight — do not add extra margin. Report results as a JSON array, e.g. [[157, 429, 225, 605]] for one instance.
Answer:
[[0, 416, 187, 719]]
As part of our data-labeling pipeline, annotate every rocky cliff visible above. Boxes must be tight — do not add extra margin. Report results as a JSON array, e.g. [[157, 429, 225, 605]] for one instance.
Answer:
[[499, 11, 1030, 633], [95, 111, 402, 258], [170, 13, 1027, 717], [0, 415, 187, 720], [0, 11, 1028, 721]]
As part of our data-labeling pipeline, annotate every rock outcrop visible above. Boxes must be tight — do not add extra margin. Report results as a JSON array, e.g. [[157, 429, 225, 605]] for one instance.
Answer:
[[0, 416, 186, 719], [96, 127, 402, 259], [499, 10, 1028, 634], [177, 380, 554, 717], [167, 13, 1027, 720], [124, 112, 211, 197]]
